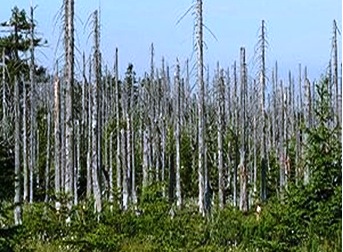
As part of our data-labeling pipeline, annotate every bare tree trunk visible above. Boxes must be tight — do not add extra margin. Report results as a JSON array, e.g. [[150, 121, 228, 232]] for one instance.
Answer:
[[54, 74, 61, 203], [29, 6, 36, 204], [92, 10, 102, 213], [109, 132, 114, 206], [142, 127, 149, 189], [233, 61, 238, 207], [174, 59, 182, 208], [161, 58, 167, 197], [239, 47, 248, 212], [332, 20, 340, 127], [296, 64, 303, 184], [253, 113, 257, 198], [121, 127, 128, 210], [131, 119, 137, 205], [278, 81, 285, 199], [74, 120, 80, 205], [14, 76, 22, 225], [22, 77, 28, 203], [114, 48, 121, 205], [259, 20, 267, 202], [217, 68, 225, 208], [45, 93, 51, 203], [86, 57, 92, 198], [303, 67, 311, 185], [196, 0, 205, 215], [1, 49, 8, 139], [64, 0, 74, 203]]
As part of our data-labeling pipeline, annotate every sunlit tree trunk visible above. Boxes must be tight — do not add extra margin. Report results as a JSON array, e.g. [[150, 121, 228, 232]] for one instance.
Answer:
[[29, 6, 36, 204], [14, 76, 22, 225], [45, 92, 51, 203], [1, 49, 8, 139], [239, 47, 248, 212], [86, 57, 92, 198], [217, 68, 225, 208], [303, 67, 311, 185], [54, 74, 61, 203], [22, 76, 28, 203], [174, 59, 182, 208], [233, 61, 238, 207], [259, 20, 267, 202], [64, 0, 75, 203], [92, 10, 102, 213], [196, 0, 205, 215], [332, 20, 340, 127], [114, 48, 121, 207]]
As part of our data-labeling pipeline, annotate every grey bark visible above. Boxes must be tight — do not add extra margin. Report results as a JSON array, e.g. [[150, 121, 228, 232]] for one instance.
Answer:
[[259, 20, 267, 202], [217, 68, 225, 208], [233, 61, 238, 207], [332, 20, 341, 127], [303, 67, 312, 185], [86, 57, 92, 198], [196, 0, 205, 215], [92, 10, 102, 213], [23, 77, 28, 202], [45, 91, 51, 203], [14, 76, 22, 225], [64, 0, 75, 202], [239, 47, 248, 212], [175, 59, 182, 208], [115, 48, 121, 205], [54, 75, 61, 200], [29, 6, 36, 204]]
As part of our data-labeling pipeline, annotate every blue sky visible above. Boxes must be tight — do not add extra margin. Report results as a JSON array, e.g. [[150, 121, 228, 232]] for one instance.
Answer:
[[0, 0, 342, 82]]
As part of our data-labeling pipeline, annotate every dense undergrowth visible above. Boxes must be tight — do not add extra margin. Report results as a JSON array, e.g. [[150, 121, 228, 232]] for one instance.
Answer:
[[0, 183, 341, 252]]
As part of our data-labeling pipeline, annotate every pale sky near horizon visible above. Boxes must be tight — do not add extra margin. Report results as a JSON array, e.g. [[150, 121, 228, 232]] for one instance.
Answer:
[[0, 0, 342, 84]]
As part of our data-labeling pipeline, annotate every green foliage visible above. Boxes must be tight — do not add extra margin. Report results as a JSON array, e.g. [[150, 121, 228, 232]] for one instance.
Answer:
[[0, 6, 45, 81]]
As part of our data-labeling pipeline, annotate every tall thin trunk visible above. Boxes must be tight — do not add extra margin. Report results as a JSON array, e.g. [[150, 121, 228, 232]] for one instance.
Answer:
[[22, 77, 28, 202], [115, 48, 121, 205], [161, 58, 167, 196], [74, 120, 80, 205], [196, 0, 205, 215], [131, 118, 137, 204], [233, 61, 238, 207], [332, 20, 340, 126], [45, 91, 51, 203], [64, 0, 74, 203], [29, 6, 36, 204], [304, 67, 311, 185], [175, 59, 182, 208], [259, 20, 267, 202], [109, 132, 114, 205], [1, 49, 8, 138], [14, 76, 22, 225], [217, 68, 225, 208], [86, 57, 92, 198], [239, 47, 248, 212], [279, 81, 285, 196], [92, 10, 102, 213], [54, 74, 61, 201]]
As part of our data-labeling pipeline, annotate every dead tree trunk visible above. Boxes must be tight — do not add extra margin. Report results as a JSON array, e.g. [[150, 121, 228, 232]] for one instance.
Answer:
[[64, 0, 74, 203], [14, 76, 22, 225], [174, 59, 182, 208], [239, 47, 248, 213], [22, 77, 28, 203], [92, 10, 102, 213], [54, 74, 61, 204], [29, 6, 36, 204], [196, 0, 205, 215], [217, 68, 225, 208]]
